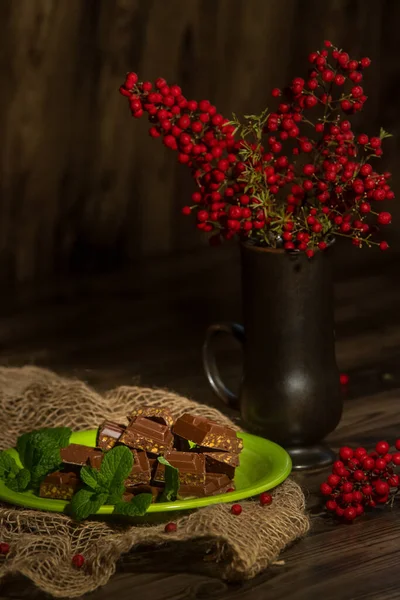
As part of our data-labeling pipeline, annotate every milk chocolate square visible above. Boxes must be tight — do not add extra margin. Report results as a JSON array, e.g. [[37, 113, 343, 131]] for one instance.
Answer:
[[173, 414, 243, 453], [119, 417, 174, 454]]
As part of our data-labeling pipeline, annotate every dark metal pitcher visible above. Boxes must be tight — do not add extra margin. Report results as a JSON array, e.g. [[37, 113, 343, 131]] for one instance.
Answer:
[[203, 243, 343, 470]]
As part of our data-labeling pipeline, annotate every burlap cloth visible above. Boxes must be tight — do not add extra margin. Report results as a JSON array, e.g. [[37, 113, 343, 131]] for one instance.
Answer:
[[0, 367, 310, 597]]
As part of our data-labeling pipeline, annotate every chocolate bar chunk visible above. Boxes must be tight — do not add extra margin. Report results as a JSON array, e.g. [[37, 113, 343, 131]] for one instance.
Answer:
[[204, 473, 234, 495], [39, 471, 80, 500], [119, 417, 174, 454], [128, 406, 174, 428], [173, 414, 243, 453], [178, 474, 234, 498], [60, 444, 103, 469], [97, 421, 125, 451], [125, 450, 151, 488], [153, 451, 206, 485], [203, 451, 239, 479]]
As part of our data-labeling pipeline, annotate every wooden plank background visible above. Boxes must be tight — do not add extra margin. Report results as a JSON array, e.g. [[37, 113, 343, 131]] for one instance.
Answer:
[[0, 0, 398, 283]]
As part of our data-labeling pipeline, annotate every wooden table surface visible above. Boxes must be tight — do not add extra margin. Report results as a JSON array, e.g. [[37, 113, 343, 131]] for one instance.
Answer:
[[0, 243, 399, 600]]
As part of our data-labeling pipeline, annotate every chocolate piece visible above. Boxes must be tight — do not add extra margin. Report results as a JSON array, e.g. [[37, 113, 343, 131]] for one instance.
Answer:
[[204, 473, 234, 495], [128, 407, 174, 428], [125, 450, 151, 488], [173, 414, 243, 453], [203, 451, 239, 479], [153, 451, 206, 485], [178, 474, 234, 498], [147, 456, 158, 477], [129, 484, 162, 501], [39, 471, 80, 500], [60, 444, 103, 469], [97, 421, 125, 451], [119, 417, 174, 454]]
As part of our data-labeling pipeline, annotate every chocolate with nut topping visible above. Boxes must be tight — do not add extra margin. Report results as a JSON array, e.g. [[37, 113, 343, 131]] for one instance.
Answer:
[[119, 416, 174, 454], [39, 471, 81, 500], [178, 473, 234, 498], [173, 414, 243, 453], [153, 451, 205, 485], [203, 451, 239, 479], [128, 406, 174, 428], [97, 421, 125, 451], [60, 444, 103, 469], [125, 450, 151, 488]]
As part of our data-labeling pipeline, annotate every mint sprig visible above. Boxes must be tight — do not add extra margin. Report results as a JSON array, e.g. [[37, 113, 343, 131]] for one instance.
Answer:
[[157, 456, 180, 502], [114, 493, 153, 517], [0, 451, 31, 492], [70, 445, 134, 521], [16, 427, 72, 487]]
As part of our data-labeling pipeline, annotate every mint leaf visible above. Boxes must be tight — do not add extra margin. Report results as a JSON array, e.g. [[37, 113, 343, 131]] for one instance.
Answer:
[[80, 466, 106, 491], [114, 493, 153, 517], [69, 489, 108, 521], [16, 428, 71, 487], [106, 483, 126, 505], [40, 427, 72, 449], [5, 468, 31, 492], [100, 446, 133, 490], [0, 452, 31, 492], [0, 451, 19, 478], [157, 456, 180, 502]]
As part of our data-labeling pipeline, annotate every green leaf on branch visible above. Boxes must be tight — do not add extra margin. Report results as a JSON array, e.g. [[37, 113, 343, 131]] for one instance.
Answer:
[[0, 452, 31, 492]]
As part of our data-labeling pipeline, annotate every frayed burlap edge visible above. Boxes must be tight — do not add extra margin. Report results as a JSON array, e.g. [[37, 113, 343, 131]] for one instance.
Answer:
[[0, 367, 310, 598]]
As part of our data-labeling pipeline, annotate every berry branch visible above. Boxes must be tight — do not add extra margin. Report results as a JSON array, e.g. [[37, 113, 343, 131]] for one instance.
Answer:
[[119, 40, 394, 256], [320, 440, 400, 522]]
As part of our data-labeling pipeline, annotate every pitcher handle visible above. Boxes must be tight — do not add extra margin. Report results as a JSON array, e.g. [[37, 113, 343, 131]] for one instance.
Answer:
[[202, 322, 245, 409]]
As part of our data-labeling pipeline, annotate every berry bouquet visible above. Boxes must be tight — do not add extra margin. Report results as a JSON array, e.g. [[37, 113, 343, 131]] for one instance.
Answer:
[[119, 41, 394, 258]]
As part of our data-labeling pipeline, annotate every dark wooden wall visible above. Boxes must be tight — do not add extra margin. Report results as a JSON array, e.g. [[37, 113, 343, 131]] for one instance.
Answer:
[[0, 0, 399, 283]]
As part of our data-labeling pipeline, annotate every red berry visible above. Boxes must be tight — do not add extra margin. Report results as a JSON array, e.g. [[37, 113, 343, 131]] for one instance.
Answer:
[[377, 212, 392, 225], [72, 554, 85, 568], [231, 503, 242, 515], [320, 482, 333, 496], [327, 474, 341, 487], [226, 487, 235, 492], [374, 480, 390, 496], [342, 482, 353, 493], [355, 504, 365, 516], [395, 440, 400, 451], [339, 373, 349, 386], [164, 522, 177, 533], [326, 499, 337, 511], [353, 470, 365, 482], [354, 447, 368, 460], [389, 475, 400, 487], [362, 457, 375, 470], [362, 485, 373, 495], [351, 86, 363, 98], [392, 452, 400, 465], [335, 506, 345, 518], [322, 69, 335, 82], [360, 57, 371, 68], [339, 446, 353, 461], [0, 543, 10, 555], [181, 206, 191, 216], [344, 507, 357, 521], [374, 458, 387, 471], [352, 491, 363, 503], [375, 441, 390, 455], [334, 74, 346, 85], [271, 88, 281, 97], [260, 492, 273, 506]]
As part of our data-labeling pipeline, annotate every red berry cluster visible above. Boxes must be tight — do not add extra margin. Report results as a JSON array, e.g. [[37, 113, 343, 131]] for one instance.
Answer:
[[321, 439, 400, 521], [119, 40, 394, 255]]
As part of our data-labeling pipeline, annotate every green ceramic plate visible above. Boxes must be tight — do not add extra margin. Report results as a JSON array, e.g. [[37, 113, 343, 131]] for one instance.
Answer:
[[0, 430, 291, 515]]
